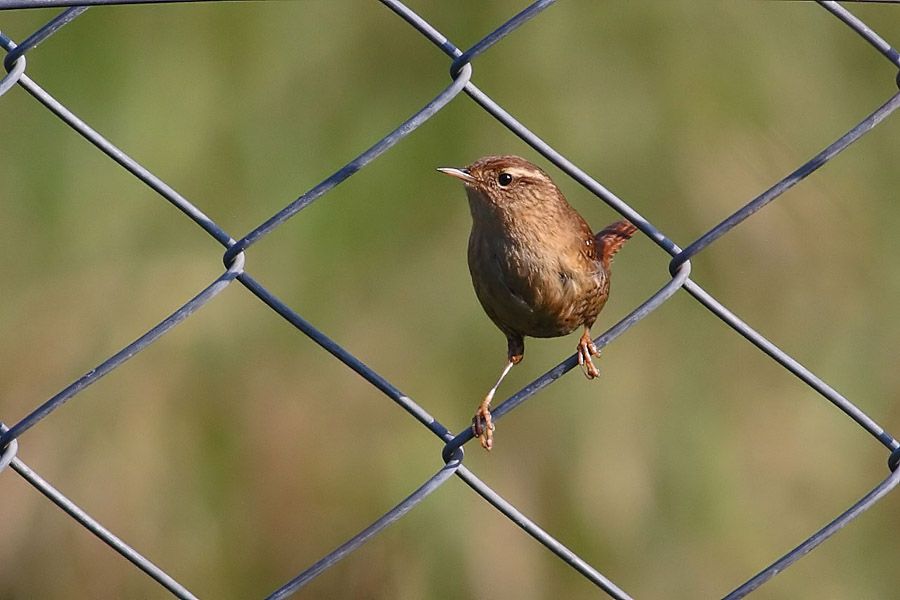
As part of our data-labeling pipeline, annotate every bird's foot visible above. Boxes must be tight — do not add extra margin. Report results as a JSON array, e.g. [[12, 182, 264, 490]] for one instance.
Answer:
[[577, 332, 601, 379], [472, 402, 495, 451]]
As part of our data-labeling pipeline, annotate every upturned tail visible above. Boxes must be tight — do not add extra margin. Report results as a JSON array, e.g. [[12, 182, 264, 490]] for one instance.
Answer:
[[595, 220, 637, 268]]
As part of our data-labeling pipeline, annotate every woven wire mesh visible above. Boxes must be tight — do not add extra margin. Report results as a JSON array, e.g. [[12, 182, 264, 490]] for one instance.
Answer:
[[2, 1, 900, 598]]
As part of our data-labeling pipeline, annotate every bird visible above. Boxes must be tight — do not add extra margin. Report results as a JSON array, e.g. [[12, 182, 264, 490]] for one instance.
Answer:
[[438, 155, 636, 450]]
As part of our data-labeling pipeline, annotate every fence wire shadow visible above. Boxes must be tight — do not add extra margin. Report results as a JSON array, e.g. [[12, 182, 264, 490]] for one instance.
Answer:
[[2, 1, 899, 599]]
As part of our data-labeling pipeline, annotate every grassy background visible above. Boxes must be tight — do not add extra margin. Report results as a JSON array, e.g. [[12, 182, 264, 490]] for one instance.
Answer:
[[2, 1, 900, 598]]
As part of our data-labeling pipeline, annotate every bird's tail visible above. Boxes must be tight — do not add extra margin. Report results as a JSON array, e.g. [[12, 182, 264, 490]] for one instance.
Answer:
[[595, 220, 637, 268]]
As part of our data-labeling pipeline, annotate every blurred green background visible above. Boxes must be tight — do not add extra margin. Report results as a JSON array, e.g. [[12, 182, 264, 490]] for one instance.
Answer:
[[2, 1, 900, 598]]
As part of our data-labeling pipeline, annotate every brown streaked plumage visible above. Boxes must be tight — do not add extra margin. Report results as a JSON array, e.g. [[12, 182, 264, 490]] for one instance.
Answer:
[[438, 155, 636, 450]]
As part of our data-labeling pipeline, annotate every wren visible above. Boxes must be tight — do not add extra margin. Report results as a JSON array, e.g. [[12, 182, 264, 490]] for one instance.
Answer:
[[439, 155, 636, 450]]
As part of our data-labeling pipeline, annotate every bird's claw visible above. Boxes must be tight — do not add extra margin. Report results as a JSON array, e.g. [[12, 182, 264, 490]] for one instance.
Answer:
[[577, 338, 601, 379], [472, 405, 495, 451]]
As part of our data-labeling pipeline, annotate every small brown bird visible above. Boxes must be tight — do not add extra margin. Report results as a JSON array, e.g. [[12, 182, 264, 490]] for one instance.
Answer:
[[438, 155, 636, 450]]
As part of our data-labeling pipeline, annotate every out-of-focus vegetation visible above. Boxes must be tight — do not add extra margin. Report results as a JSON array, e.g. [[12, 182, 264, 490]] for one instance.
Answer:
[[2, 2, 900, 598]]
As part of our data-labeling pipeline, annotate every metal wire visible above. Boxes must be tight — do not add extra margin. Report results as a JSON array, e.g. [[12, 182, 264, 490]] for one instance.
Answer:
[[1, 1, 899, 598]]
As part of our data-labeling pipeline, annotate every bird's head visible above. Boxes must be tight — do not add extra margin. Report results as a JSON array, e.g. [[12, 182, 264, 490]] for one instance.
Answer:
[[438, 155, 564, 218]]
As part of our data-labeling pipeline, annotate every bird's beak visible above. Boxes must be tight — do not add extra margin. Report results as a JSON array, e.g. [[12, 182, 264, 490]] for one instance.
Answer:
[[437, 167, 476, 184]]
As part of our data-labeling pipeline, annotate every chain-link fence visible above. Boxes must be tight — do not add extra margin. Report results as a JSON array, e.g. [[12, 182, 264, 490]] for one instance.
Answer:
[[2, 1, 899, 598]]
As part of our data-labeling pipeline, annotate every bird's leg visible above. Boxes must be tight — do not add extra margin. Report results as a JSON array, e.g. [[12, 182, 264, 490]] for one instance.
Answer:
[[577, 325, 601, 379], [473, 336, 524, 450], [472, 360, 514, 450]]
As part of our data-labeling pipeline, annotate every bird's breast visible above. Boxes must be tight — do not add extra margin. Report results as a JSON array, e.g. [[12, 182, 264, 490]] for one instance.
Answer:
[[468, 224, 608, 339]]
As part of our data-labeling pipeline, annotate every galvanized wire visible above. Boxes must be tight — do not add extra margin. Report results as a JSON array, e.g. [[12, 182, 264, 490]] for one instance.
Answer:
[[1, 1, 899, 599]]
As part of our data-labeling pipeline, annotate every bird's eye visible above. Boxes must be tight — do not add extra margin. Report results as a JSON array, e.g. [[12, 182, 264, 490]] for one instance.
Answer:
[[497, 173, 513, 187]]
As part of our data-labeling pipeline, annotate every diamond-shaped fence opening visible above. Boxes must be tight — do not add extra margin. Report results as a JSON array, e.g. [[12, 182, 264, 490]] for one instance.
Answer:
[[2, 1, 900, 599]]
